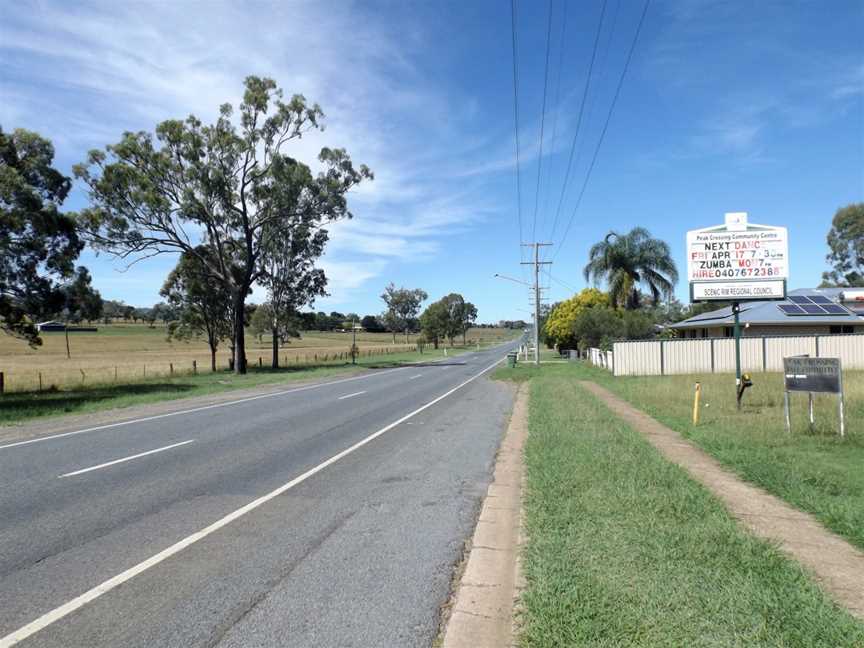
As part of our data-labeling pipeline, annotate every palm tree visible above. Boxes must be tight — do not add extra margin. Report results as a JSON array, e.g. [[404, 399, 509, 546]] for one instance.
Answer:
[[583, 227, 678, 309]]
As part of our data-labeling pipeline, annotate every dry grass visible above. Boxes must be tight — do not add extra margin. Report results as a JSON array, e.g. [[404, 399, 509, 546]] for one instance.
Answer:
[[0, 325, 514, 392]]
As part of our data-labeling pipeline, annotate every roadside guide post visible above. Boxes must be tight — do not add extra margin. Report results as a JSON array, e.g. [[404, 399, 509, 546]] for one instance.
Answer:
[[686, 213, 788, 410]]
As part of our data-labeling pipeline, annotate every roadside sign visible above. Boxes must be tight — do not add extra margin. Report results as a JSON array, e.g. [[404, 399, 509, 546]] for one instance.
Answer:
[[687, 212, 790, 407], [687, 213, 788, 302], [691, 280, 785, 301], [783, 356, 842, 393], [782, 356, 845, 437]]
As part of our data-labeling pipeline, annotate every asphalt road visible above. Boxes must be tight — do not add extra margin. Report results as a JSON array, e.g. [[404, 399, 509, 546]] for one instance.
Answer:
[[0, 341, 519, 648]]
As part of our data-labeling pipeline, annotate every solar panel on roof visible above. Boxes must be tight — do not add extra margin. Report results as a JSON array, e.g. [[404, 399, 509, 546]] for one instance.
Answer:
[[778, 304, 806, 315], [822, 304, 851, 315], [789, 296, 812, 305], [809, 296, 832, 304], [801, 304, 824, 314]]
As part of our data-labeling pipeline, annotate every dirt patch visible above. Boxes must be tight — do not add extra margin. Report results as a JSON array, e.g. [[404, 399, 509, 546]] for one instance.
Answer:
[[582, 380, 864, 620]]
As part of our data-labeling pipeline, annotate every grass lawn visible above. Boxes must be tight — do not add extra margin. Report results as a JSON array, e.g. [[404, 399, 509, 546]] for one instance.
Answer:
[[494, 364, 863, 647], [559, 362, 864, 552], [0, 343, 493, 426]]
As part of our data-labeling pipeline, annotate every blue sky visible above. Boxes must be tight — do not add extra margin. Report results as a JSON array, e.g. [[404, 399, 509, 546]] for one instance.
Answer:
[[2, 0, 862, 323]]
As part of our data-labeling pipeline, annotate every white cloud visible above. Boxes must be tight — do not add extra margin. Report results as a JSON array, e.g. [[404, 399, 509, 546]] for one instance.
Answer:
[[0, 0, 502, 305]]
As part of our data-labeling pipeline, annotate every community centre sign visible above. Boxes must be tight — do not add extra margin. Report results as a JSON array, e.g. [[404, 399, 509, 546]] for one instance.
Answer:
[[687, 212, 788, 302]]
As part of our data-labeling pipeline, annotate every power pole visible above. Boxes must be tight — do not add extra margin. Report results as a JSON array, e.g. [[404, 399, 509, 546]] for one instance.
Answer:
[[521, 243, 552, 366]]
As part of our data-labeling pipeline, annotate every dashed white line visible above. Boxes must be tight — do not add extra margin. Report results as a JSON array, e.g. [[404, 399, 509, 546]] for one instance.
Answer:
[[0, 355, 505, 648], [409, 374, 423, 380], [337, 391, 366, 400], [59, 440, 196, 478]]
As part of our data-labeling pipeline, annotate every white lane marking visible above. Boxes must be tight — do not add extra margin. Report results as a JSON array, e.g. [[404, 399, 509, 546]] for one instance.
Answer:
[[337, 391, 366, 401], [58, 440, 196, 478], [0, 367, 413, 452], [0, 342, 516, 453], [409, 374, 423, 380], [0, 355, 505, 648]]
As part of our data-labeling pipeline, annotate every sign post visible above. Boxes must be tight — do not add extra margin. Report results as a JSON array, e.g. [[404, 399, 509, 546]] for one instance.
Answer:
[[687, 213, 789, 409], [782, 356, 845, 437]]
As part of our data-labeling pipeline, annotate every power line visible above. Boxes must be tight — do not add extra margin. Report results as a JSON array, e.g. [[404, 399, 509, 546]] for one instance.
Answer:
[[542, 267, 578, 293], [540, 0, 568, 230], [547, 0, 609, 246], [530, 0, 554, 243], [510, 0, 524, 255], [552, 0, 651, 262]]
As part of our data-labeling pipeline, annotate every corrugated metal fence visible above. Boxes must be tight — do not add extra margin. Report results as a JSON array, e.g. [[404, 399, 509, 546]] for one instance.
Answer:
[[606, 334, 864, 377]]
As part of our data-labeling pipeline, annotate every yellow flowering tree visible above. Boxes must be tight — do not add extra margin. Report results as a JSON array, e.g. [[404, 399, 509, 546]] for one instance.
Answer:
[[544, 288, 610, 349]]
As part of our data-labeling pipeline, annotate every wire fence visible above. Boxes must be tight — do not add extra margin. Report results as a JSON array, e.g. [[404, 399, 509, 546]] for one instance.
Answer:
[[0, 344, 423, 394]]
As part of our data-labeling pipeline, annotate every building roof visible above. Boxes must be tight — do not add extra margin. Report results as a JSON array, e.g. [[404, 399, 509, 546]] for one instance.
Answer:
[[671, 287, 864, 329]]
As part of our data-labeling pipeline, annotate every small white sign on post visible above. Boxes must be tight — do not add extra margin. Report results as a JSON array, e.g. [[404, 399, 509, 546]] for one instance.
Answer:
[[687, 213, 788, 302]]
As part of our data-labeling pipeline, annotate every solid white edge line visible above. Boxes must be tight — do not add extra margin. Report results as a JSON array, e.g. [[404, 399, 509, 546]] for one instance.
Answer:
[[59, 440, 196, 478], [0, 354, 505, 648], [0, 342, 514, 452], [336, 391, 366, 400]]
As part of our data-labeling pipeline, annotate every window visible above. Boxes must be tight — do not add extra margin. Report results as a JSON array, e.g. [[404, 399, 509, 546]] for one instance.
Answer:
[[701, 328, 708, 338], [829, 325, 855, 335], [724, 327, 733, 337]]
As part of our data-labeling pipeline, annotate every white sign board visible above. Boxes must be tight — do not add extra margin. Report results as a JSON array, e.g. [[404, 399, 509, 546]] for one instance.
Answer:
[[687, 213, 788, 302]]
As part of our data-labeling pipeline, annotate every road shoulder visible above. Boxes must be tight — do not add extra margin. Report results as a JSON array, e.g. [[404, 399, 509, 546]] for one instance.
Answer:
[[440, 382, 527, 648]]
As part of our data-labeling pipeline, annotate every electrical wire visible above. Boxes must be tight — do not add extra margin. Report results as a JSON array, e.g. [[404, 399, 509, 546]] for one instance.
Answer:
[[552, 0, 651, 262], [530, 0, 554, 243], [546, 0, 609, 246], [540, 0, 568, 233]]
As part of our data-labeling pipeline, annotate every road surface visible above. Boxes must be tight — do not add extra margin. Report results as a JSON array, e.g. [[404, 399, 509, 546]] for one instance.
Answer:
[[0, 342, 518, 647]]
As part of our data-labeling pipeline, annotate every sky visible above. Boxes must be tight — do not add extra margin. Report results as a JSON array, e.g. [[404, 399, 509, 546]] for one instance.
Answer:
[[2, 0, 862, 323]]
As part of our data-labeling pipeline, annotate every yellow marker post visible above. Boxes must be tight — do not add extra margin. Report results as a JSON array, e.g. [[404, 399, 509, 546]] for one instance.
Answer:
[[693, 382, 702, 425]]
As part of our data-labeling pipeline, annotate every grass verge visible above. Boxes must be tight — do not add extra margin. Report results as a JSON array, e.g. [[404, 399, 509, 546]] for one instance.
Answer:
[[0, 345, 484, 426], [498, 364, 863, 647], [558, 363, 864, 552]]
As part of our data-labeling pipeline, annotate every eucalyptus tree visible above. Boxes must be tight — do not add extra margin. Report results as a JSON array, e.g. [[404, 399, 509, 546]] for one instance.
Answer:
[[161, 248, 233, 371], [0, 127, 97, 345], [583, 227, 678, 309], [381, 283, 428, 343], [73, 76, 372, 373], [822, 203, 864, 287], [258, 219, 327, 368]]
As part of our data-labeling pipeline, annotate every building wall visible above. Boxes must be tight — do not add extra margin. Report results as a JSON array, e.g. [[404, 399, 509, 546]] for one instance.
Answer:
[[676, 324, 860, 338]]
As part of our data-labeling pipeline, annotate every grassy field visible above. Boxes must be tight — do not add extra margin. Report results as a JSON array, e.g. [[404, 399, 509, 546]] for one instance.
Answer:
[[0, 325, 515, 393], [0, 339, 514, 426], [494, 365, 864, 647], [557, 363, 864, 552]]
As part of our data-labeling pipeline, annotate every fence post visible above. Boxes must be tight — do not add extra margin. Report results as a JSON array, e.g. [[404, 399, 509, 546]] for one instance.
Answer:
[[762, 337, 767, 372], [660, 341, 665, 376], [170, 363, 174, 376], [815, 336, 820, 357], [0, 371, 4, 394], [192, 360, 197, 375], [710, 339, 715, 373], [39, 372, 43, 392]]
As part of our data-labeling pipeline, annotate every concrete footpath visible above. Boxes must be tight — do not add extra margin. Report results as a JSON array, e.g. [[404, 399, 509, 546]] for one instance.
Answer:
[[582, 380, 864, 621], [440, 383, 527, 648]]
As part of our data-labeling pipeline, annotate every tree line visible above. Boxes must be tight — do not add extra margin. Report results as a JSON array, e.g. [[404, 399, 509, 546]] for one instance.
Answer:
[[2, 77, 371, 374]]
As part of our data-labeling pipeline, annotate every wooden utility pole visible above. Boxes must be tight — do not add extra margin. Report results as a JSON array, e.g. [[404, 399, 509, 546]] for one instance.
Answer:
[[521, 243, 552, 366]]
